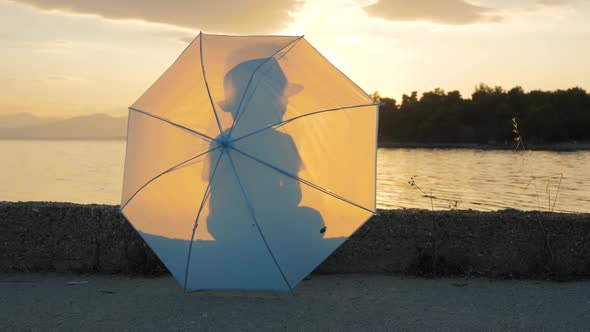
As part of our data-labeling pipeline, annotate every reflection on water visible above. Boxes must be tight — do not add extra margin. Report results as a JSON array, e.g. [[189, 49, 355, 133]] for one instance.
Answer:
[[1, 140, 589, 213], [0, 140, 124, 204], [377, 148, 590, 213]]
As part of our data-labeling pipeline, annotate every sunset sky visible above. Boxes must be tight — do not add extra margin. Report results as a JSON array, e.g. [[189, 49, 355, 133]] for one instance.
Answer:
[[1, 0, 589, 117]]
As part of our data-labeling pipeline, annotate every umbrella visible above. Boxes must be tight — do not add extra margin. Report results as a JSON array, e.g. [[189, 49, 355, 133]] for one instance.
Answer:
[[120, 32, 378, 292]]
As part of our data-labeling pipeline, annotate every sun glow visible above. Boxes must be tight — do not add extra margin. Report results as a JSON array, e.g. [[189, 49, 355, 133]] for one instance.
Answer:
[[1, 0, 589, 117]]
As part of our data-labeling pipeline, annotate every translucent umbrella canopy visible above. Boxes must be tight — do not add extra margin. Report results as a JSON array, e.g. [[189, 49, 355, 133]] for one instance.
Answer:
[[121, 32, 378, 292]]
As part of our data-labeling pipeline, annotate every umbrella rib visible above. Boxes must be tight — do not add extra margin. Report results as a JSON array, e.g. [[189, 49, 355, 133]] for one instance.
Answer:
[[226, 151, 294, 293], [183, 152, 223, 291], [121, 146, 220, 211], [120, 108, 133, 206], [230, 146, 376, 215], [232, 103, 379, 144], [199, 31, 224, 135], [227, 36, 304, 138], [128, 107, 215, 142]]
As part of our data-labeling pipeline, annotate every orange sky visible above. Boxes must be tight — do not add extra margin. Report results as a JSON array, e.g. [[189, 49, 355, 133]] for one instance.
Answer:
[[1, 0, 589, 117]]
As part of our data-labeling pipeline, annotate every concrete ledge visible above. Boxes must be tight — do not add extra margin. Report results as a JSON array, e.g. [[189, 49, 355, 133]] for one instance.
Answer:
[[1, 202, 589, 278]]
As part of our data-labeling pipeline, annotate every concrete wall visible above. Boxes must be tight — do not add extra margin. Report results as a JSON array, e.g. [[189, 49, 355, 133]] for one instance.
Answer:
[[1, 202, 589, 278]]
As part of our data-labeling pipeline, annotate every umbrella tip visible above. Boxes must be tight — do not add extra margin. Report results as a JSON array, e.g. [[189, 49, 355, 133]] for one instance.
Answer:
[[218, 134, 233, 150]]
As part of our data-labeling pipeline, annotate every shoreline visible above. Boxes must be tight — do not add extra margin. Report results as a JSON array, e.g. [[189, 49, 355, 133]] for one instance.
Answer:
[[378, 141, 590, 151]]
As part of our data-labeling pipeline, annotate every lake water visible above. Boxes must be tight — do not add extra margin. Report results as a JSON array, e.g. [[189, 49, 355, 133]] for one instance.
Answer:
[[1, 140, 589, 213]]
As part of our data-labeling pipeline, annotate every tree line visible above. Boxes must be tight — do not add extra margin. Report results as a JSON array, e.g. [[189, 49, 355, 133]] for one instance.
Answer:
[[375, 84, 590, 144]]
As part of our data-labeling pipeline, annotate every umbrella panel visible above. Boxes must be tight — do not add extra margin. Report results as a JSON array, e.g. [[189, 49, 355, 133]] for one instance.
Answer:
[[229, 149, 373, 287], [122, 150, 219, 287], [200, 34, 300, 134], [185, 151, 291, 291], [229, 38, 372, 140], [132, 34, 219, 140], [121, 110, 214, 208], [233, 104, 378, 212]]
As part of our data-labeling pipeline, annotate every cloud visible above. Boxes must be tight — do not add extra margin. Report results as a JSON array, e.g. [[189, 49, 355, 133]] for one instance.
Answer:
[[362, 0, 502, 25], [4, 75, 85, 83], [45, 76, 66, 81], [45, 75, 87, 83], [10, 0, 302, 33], [536, 0, 571, 4], [536, 0, 585, 7], [48, 39, 70, 46]]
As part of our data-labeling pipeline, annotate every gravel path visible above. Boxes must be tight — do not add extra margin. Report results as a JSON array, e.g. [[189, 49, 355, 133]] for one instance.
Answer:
[[1, 273, 588, 331]]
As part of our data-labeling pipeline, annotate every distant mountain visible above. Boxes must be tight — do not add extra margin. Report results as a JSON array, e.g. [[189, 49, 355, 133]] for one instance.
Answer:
[[0, 113, 61, 128], [0, 113, 127, 140]]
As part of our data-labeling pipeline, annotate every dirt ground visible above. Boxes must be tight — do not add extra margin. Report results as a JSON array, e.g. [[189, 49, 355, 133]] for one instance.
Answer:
[[1, 273, 588, 331]]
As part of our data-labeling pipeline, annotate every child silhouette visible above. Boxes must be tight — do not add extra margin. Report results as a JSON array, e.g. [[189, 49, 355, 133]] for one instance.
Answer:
[[204, 57, 326, 246]]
